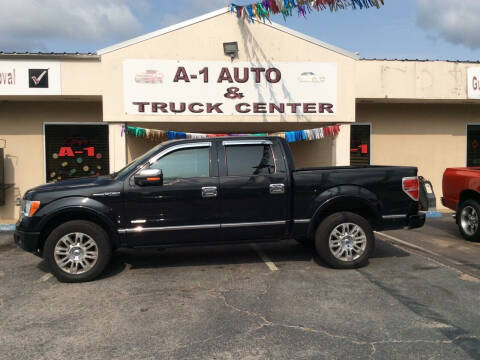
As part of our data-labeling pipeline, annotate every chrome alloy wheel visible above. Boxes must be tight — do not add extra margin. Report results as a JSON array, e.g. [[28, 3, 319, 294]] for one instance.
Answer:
[[328, 223, 367, 262], [54, 233, 98, 275], [460, 206, 479, 236]]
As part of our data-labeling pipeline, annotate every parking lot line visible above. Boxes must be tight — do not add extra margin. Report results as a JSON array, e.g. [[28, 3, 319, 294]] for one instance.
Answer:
[[38, 273, 53, 282], [375, 231, 442, 258], [375, 231, 480, 276], [250, 244, 279, 271]]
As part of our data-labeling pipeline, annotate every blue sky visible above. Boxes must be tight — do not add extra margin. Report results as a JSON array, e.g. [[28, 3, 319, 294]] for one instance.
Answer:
[[1, 0, 480, 61]]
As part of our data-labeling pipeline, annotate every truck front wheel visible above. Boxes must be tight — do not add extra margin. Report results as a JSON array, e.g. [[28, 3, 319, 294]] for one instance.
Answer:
[[315, 212, 374, 269], [43, 220, 112, 283]]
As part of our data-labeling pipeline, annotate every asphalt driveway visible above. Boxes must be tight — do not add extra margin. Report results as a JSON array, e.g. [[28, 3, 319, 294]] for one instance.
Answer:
[[378, 212, 480, 279], [0, 225, 479, 359]]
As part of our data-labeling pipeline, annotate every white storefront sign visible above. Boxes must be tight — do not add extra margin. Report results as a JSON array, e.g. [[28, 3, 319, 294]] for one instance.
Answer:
[[123, 60, 337, 116], [0, 61, 61, 95], [467, 67, 480, 99]]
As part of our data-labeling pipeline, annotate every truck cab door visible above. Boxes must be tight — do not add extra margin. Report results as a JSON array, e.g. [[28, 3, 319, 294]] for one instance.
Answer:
[[218, 139, 290, 241], [123, 142, 220, 247]]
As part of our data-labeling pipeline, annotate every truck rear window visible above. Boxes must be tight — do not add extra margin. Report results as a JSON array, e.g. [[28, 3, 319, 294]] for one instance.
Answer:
[[225, 145, 275, 176]]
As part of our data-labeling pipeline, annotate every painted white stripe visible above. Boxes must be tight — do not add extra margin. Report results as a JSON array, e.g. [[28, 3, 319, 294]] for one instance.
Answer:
[[375, 231, 442, 257], [251, 244, 279, 272], [376, 231, 480, 280], [39, 273, 53, 282]]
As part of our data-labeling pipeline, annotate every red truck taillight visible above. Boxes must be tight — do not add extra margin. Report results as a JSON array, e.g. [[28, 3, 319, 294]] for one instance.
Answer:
[[402, 177, 419, 201]]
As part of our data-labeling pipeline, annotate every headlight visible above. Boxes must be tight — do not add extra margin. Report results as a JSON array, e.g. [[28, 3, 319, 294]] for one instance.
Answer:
[[20, 200, 41, 217]]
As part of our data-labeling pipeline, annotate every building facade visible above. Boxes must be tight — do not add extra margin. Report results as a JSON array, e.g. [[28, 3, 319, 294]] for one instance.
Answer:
[[0, 8, 479, 220]]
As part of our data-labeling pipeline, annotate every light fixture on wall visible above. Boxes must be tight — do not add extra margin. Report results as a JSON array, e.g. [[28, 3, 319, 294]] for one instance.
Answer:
[[223, 42, 239, 60]]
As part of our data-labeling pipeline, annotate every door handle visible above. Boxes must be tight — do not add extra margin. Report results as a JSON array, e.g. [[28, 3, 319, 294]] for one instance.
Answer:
[[270, 183, 285, 195], [202, 186, 218, 198]]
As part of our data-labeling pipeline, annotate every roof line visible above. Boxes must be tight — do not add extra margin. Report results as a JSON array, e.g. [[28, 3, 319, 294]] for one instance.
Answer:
[[0, 53, 99, 60], [361, 58, 480, 64], [97, 8, 230, 55], [264, 20, 359, 60], [97, 7, 358, 60]]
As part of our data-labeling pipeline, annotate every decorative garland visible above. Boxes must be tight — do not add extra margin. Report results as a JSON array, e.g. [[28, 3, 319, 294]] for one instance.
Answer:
[[122, 125, 340, 144], [230, 0, 385, 22]]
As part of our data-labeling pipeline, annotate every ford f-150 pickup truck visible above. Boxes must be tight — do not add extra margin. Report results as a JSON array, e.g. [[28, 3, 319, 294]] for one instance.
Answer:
[[442, 167, 480, 241], [15, 137, 427, 282]]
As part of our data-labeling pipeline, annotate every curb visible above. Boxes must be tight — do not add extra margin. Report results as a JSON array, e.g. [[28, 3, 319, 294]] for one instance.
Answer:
[[425, 211, 442, 219], [0, 224, 15, 233]]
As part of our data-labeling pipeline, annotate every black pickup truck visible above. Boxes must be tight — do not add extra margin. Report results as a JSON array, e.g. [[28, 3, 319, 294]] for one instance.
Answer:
[[15, 136, 427, 282]]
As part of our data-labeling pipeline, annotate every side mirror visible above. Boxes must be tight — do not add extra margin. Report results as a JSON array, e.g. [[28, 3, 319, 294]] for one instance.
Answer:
[[134, 169, 163, 186]]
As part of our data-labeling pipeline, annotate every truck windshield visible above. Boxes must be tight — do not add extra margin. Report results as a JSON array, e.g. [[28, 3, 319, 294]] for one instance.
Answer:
[[112, 143, 164, 179]]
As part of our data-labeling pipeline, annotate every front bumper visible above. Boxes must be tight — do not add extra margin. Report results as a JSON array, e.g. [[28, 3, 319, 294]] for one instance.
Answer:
[[14, 229, 42, 256]]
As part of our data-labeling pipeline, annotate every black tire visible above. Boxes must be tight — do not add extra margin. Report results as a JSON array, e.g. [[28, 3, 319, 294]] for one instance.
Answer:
[[315, 212, 375, 269], [43, 220, 112, 283], [457, 200, 480, 242]]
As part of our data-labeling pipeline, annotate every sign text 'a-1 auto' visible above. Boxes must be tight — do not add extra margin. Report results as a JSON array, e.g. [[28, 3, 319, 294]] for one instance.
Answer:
[[123, 60, 337, 116]]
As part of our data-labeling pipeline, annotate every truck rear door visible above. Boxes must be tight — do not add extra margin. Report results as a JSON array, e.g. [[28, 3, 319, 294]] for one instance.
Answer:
[[218, 139, 290, 241]]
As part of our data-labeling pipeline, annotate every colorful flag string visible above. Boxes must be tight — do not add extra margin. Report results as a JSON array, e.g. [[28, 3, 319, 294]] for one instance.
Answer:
[[123, 125, 341, 143], [230, 0, 385, 23]]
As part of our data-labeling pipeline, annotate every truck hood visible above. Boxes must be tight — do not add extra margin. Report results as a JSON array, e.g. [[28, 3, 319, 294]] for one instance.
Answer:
[[24, 176, 119, 200]]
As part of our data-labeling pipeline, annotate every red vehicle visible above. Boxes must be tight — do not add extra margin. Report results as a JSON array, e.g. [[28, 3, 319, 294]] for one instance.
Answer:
[[442, 167, 480, 241]]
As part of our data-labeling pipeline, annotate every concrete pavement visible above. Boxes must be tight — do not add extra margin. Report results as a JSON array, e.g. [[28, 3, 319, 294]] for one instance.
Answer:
[[1, 230, 479, 359], [379, 213, 480, 279]]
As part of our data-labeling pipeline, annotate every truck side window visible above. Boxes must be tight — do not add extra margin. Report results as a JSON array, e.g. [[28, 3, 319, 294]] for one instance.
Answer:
[[225, 145, 275, 176], [150, 147, 210, 181]]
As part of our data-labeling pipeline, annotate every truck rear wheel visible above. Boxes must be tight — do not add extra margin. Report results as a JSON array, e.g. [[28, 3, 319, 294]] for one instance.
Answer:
[[43, 220, 111, 283], [315, 212, 374, 269], [457, 200, 480, 242]]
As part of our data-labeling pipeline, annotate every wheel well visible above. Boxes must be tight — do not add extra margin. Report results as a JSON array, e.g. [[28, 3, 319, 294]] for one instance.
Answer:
[[38, 211, 118, 254], [309, 200, 378, 238], [459, 190, 480, 206]]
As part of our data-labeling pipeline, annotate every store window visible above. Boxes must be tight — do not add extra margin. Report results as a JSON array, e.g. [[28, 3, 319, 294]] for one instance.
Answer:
[[225, 145, 275, 176], [150, 147, 210, 181], [350, 124, 371, 166], [467, 124, 480, 167], [45, 124, 109, 183]]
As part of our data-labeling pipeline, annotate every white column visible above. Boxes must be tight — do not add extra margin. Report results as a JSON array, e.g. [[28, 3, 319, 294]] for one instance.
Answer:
[[108, 123, 127, 172], [332, 124, 351, 166]]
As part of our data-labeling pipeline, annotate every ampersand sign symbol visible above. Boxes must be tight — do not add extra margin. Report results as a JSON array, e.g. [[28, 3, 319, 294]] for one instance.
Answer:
[[224, 87, 245, 99]]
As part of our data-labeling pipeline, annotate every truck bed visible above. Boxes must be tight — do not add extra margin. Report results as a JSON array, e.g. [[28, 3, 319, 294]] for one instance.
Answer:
[[291, 165, 420, 229]]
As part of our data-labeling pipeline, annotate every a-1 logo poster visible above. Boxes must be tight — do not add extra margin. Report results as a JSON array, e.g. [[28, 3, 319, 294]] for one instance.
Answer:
[[124, 60, 337, 116], [44, 124, 110, 183]]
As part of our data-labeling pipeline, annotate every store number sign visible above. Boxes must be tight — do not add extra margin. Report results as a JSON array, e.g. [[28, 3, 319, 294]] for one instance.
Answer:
[[124, 60, 337, 116], [58, 146, 97, 157]]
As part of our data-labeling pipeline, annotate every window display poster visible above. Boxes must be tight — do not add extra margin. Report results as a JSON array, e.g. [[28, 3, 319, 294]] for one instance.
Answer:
[[44, 124, 110, 183]]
